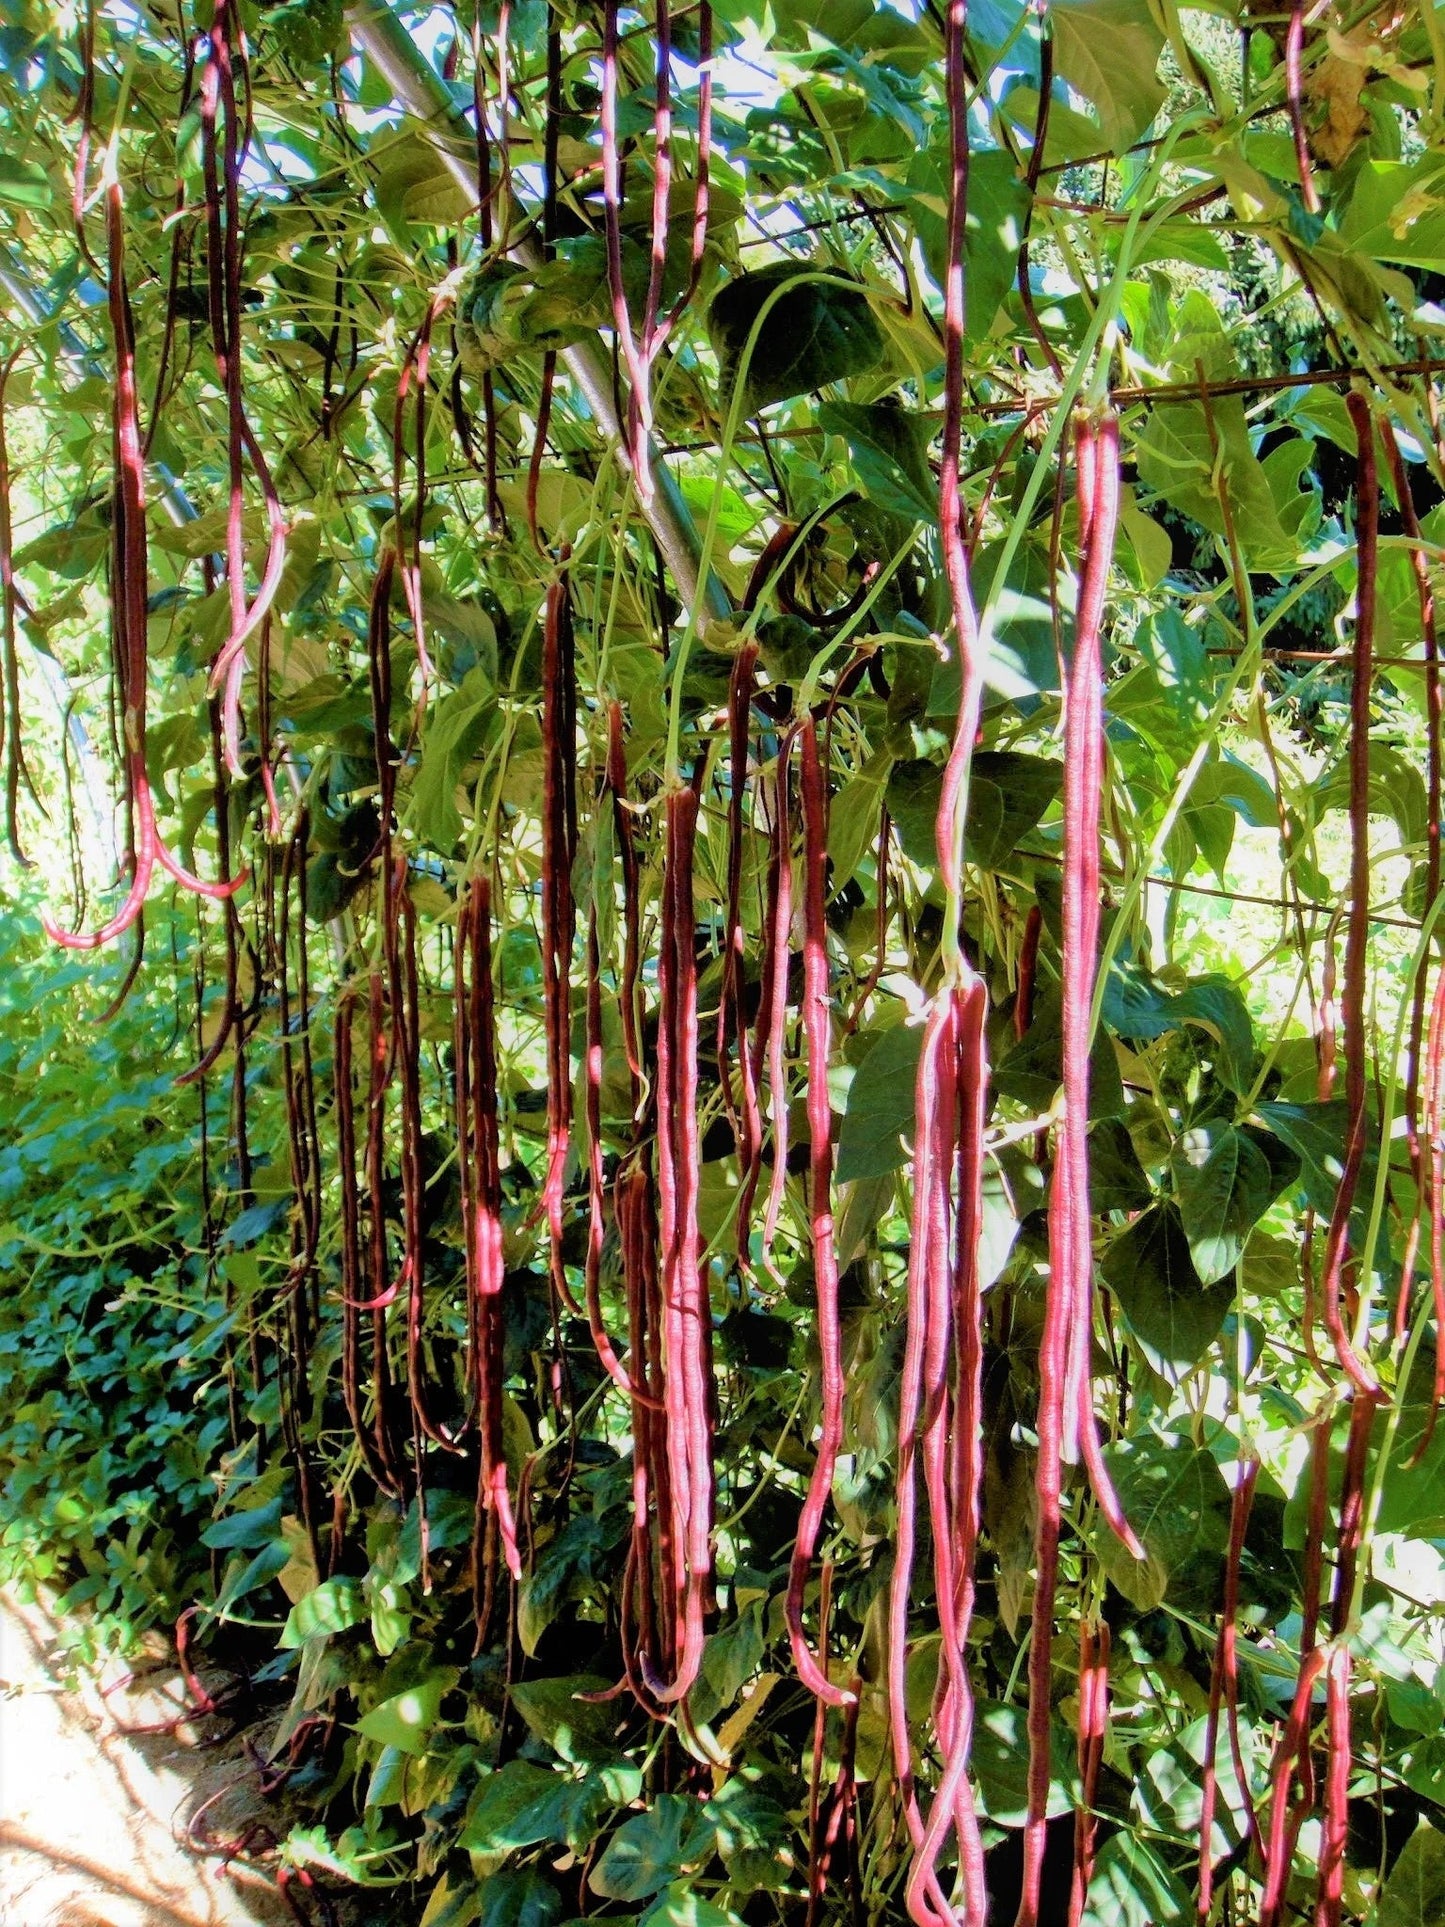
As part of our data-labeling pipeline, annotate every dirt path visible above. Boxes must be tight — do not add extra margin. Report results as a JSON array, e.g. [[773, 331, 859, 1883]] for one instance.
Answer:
[[0, 1590, 296, 1927]]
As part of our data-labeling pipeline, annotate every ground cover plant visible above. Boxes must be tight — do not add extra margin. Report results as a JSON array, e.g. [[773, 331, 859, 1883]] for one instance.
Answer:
[[4, 0, 1445, 1921]]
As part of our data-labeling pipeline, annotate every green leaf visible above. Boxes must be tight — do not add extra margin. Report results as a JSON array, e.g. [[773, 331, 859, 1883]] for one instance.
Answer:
[[971, 1701, 1080, 1827], [1088, 1118, 1153, 1214], [1132, 608, 1215, 727], [285, 1822, 399, 1885], [355, 1668, 457, 1755], [215, 1539, 292, 1614], [427, 596, 500, 688], [886, 752, 1060, 875], [995, 991, 1126, 1121], [1089, 1432, 1231, 1610], [966, 752, 1062, 870], [458, 259, 534, 373], [412, 667, 496, 852], [1134, 385, 1296, 573], [268, 0, 344, 65], [828, 750, 895, 892], [690, 1776, 789, 1864], [504, 1768, 639, 1853], [836, 1022, 923, 1182], [0, 156, 53, 209], [1339, 158, 1445, 268], [1102, 1204, 1232, 1380], [201, 1494, 285, 1549], [1081, 1833, 1191, 1926], [477, 1869, 564, 1927], [1378, 1823, 1445, 1927], [518, 1513, 619, 1657], [1369, 1348, 1445, 1535], [279, 1576, 367, 1648], [399, 1489, 475, 1573], [421, 1871, 481, 1927], [907, 146, 1029, 339], [1189, 753, 1280, 830], [1170, 1121, 1293, 1284], [589, 1796, 701, 1901], [1253, 1100, 1376, 1224], [1137, 1711, 1261, 1861], [641, 1886, 743, 1927], [508, 1675, 622, 1763], [1049, 0, 1166, 155], [818, 400, 937, 523], [1104, 967, 1255, 1093], [709, 264, 884, 414], [1260, 438, 1321, 549], [373, 123, 473, 230], [459, 1761, 561, 1853], [692, 1603, 765, 1725]]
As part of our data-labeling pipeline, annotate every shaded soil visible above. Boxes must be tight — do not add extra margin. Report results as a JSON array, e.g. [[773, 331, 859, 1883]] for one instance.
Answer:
[[0, 1589, 323, 1927]]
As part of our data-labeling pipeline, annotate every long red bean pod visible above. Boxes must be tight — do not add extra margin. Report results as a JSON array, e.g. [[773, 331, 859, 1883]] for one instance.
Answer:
[[607, 702, 645, 1091], [1197, 1455, 1259, 1918], [0, 351, 35, 865], [1257, 1642, 1328, 1927], [1015, 903, 1043, 1042], [176, 700, 245, 1087], [581, 736, 666, 1418], [668, 0, 712, 329], [786, 718, 853, 1707], [888, 1000, 949, 1879], [336, 992, 401, 1494], [638, 0, 673, 390], [45, 186, 243, 949], [363, 971, 406, 1490], [642, 785, 713, 1704], [458, 878, 522, 1581], [1312, 392, 1382, 1396], [605, 706, 673, 1699], [1019, 410, 1138, 1927], [393, 304, 444, 694], [274, 836, 321, 1564], [719, 643, 763, 1264], [540, 564, 581, 1311], [1314, 1391, 1378, 1927], [278, 817, 322, 1307], [199, 0, 288, 781], [760, 732, 795, 1270], [469, 1, 505, 527], [888, 994, 977, 1927], [1258, 1411, 1333, 1927], [934, 0, 986, 915], [910, 974, 990, 1927], [1059, 411, 1136, 1542], [1286, 0, 1320, 216], [599, 0, 674, 496], [583, 906, 658, 1405], [362, 555, 436, 1455], [887, 2, 996, 1910], [807, 1677, 861, 1927], [1068, 1620, 1110, 1927], [396, 867, 462, 1451], [620, 1154, 675, 1699], [600, 0, 650, 499]]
